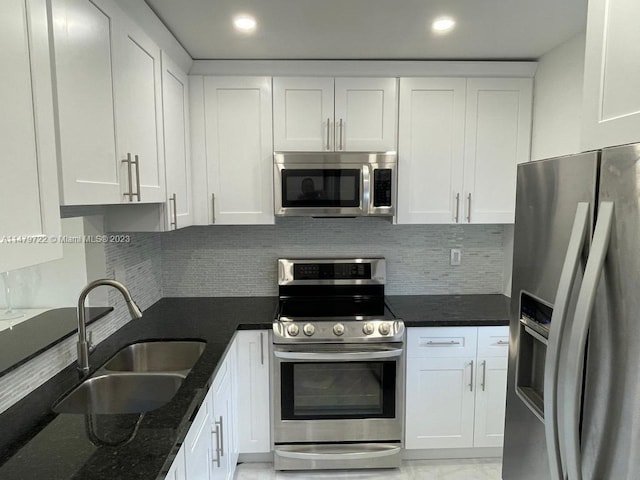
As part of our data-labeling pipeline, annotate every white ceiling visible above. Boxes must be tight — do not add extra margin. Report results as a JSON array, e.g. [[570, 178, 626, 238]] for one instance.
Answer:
[[145, 0, 588, 61]]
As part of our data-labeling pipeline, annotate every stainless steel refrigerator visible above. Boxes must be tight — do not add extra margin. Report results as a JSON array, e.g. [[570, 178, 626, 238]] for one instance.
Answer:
[[502, 142, 640, 480]]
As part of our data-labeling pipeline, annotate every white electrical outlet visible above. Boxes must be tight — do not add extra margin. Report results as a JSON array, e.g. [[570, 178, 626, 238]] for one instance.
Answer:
[[450, 248, 462, 266]]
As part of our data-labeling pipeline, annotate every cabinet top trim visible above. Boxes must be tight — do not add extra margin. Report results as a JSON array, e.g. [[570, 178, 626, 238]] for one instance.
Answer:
[[189, 60, 537, 77]]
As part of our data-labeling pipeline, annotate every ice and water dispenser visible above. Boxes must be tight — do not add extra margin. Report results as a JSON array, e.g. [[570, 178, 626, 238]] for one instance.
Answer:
[[516, 292, 553, 420]]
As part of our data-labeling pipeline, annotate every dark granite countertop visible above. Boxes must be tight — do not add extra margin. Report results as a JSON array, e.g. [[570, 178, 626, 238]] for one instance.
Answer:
[[386, 294, 510, 327], [0, 294, 509, 479], [0, 307, 113, 377]]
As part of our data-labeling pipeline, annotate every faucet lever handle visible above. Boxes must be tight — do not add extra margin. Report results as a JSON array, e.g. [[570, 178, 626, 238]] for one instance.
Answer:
[[87, 330, 95, 353]]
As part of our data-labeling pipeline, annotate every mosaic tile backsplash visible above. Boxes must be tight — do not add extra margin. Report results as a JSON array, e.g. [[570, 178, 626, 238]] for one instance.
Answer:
[[161, 218, 506, 296]]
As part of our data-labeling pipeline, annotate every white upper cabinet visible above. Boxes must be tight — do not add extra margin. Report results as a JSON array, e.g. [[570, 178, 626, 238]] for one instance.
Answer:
[[397, 77, 532, 224], [52, 0, 165, 205], [273, 77, 398, 152], [463, 78, 532, 224], [582, 0, 640, 150], [0, 0, 62, 272], [113, 15, 165, 203], [161, 52, 192, 230], [203, 76, 274, 225], [51, 0, 122, 205], [397, 78, 466, 224], [273, 77, 334, 151]]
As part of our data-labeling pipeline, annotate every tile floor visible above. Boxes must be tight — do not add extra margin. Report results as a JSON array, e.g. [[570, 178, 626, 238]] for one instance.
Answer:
[[234, 458, 502, 479]]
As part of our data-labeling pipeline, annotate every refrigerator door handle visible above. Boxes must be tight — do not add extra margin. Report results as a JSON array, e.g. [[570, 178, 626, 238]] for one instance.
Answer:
[[563, 201, 614, 480], [543, 202, 590, 480]]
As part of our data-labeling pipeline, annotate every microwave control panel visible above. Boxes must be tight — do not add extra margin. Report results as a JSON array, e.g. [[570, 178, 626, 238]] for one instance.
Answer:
[[373, 169, 393, 207]]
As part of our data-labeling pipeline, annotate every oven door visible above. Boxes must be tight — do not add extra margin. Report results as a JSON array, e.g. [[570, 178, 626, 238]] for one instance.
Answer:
[[274, 163, 367, 217], [273, 343, 404, 444]]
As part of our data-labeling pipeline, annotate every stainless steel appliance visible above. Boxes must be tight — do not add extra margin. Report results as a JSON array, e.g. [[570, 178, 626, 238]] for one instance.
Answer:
[[503, 143, 640, 480], [272, 258, 404, 470], [273, 152, 396, 217]]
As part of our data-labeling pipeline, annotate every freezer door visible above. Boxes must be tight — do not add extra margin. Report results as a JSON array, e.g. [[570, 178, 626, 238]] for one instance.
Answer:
[[579, 143, 640, 480], [502, 152, 598, 480]]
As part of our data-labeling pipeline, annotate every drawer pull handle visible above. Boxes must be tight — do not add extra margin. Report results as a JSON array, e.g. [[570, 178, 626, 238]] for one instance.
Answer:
[[497, 340, 509, 345], [426, 340, 461, 346]]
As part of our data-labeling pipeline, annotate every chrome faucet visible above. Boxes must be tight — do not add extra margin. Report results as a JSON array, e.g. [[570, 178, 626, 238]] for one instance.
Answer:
[[77, 279, 143, 376]]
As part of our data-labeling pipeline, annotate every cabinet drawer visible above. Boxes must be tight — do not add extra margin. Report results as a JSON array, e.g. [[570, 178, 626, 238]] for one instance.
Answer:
[[477, 326, 509, 357], [407, 327, 477, 358]]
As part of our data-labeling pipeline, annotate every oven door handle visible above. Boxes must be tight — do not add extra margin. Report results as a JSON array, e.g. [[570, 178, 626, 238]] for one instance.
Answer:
[[273, 348, 403, 361], [275, 446, 401, 461]]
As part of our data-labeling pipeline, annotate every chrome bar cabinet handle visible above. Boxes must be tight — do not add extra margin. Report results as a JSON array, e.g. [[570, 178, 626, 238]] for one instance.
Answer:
[[466, 193, 471, 222], [212, 419, 222, 467], [469, 360, 474, 391], [338, 118, 344, 150], [426, 340, 461, 346], [454, 193, 460, 223], [218, 416, 224, 457], [133, 154, 141, 201], [122, 153, 134, 201], [481, 360, 487, 391], [260, 332, 264, 366], [169, 194, 177, 230], [211, 193, 216, 224], [326, 118, 331, 150]]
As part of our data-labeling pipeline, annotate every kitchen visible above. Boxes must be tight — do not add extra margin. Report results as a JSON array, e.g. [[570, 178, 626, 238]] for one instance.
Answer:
[[1, 0, 638, 478]]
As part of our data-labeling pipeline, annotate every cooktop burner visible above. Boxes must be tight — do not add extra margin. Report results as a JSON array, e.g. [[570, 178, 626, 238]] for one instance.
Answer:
[[273, 258, 404, 343]]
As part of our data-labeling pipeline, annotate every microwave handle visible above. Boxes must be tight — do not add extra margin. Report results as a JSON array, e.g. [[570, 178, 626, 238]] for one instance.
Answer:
[[363, 165, 371, 213]]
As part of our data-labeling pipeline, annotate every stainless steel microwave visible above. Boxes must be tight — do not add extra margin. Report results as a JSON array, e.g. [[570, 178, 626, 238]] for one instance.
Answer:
[[274, 152, 397, 217]]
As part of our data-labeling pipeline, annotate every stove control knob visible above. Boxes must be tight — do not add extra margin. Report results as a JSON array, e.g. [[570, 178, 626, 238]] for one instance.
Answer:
[[303, 323, 316, 336], [287, 324, 299, 337], [363, 322, 375, 335], [333, 323, 345, 336], [378, 322, 391, 336]]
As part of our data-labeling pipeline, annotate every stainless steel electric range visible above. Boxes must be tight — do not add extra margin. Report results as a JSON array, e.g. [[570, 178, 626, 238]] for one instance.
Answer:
[[272, 258, 405, 471]]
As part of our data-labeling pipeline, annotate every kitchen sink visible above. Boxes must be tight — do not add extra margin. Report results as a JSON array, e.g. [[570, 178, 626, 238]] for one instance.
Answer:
[[53, 373, 185, 414], [103, 340, 206, 374]]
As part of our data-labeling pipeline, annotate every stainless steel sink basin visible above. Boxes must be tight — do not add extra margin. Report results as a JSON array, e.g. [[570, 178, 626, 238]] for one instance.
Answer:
[[103, 341, 206, 373], [53, 373, 185, 414]]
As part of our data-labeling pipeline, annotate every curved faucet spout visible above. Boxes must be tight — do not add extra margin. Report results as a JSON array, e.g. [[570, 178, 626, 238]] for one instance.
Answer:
[[77, 279, 143, 376]]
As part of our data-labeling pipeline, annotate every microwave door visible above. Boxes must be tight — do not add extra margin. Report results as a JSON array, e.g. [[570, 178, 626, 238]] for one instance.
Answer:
[[275, 164, 367, 216]]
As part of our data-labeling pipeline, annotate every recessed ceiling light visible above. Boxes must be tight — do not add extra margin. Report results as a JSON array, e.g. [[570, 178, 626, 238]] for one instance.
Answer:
[[233, 14, 257, 33], [432, 16, 456, 34]]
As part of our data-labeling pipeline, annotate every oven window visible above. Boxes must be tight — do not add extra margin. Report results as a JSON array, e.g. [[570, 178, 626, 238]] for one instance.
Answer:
[[281, 169, 360, 207], [280, 361, 396, 420]]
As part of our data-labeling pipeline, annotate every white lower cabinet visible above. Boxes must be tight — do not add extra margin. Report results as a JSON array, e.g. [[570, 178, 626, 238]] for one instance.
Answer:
[[236, 331, 271, 454], [184, 388, 212, 480], [210, 341, 238, 480], [166, 445, 187, 480], [180, 340, 239, 480], [405, 326, 509, 450]]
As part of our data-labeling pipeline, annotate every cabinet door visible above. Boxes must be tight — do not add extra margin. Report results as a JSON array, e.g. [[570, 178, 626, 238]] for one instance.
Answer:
[[473, 356, 508, 448], [462, 78, 532, 224], [184, 390, 212, 480], [165, 445, 186, 480], [273, 77, 334, 151], [51, 0, 122, 205], [405, 356, 476, 449], [582, 0, 640, 150], [204, 77, 274, 225], [161, 53, 192, 230], [211, 355, 234, 480], [236, 331, 270, 454], [397, 78, 466, 224], [0, 0, 62, 272], [114, 15, 165, 203], [334, 77, 397, 152]]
